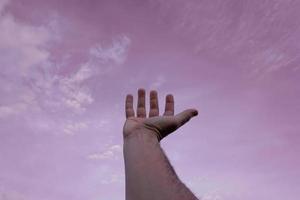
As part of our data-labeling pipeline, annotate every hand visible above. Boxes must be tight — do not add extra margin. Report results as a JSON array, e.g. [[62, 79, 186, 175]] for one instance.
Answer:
[[123, 88, 198, 141]]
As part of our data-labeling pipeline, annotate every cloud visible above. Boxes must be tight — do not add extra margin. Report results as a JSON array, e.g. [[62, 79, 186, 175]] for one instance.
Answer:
[[202, 195, 222, 200], [0, 1, 131, 140], [49, 35, 131, 113], [250, 48, 299, 77], [35, 35, 131, 114], [71, 63, 94, 83], [0, 103, 27, 118], [149, 75, 166, 89], [151, 0, 300, 76], [90, 35, 131, 65], [0, 3, 52, 118], [100, 173, 124, 185], [58, 76, 94, 113], [0, 2, 131, 117], [26, 115, 97, 135], [98, 119, 110, 128], [63, 121, 88, 135], [0, 8, 50, 76], [87, 144, 122, 160]]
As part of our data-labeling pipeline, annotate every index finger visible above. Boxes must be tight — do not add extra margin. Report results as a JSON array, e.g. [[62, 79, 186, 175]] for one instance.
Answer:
[[125, 94, 135, 118]]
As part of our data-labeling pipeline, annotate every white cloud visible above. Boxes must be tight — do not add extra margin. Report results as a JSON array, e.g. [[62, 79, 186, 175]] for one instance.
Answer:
[[152, 0, 299, 76], [90, 35, 131, 65], [46, 35, 131, 113], [87, 151, 114, 160], [110, 144, 122, 151], [100, 173, 124, 185], [0, 2, 55, 118], [149, 75, 166, 89], [0, 10, 50, 76], [0, 2, 131, 139], [201, 190, 223, 200], [0, 103, 27, 118], [0, 85, 39, 118], [52, 35, 131, 113], [58, 76, 94, 113], [87, 144, 122, 160], [71, 63, 94, 83], [26, 115, 95, 135], [0, 3, 94, 117], [0, 33, 131, 116], [98, 119, 110, 128], [63, 121, 88, 135], [251, 48, 298, 77]]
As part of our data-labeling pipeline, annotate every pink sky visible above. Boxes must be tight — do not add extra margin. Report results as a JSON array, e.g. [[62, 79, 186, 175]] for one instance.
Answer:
[[0, 0, 300, 199]]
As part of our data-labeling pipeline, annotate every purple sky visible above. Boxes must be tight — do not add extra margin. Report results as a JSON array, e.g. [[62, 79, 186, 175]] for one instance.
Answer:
[[0, 0, 300, 199]]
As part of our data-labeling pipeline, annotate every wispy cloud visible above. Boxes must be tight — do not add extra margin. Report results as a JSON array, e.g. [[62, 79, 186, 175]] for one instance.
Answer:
[[149, 75, 166, 89], [100, 173, 125, 185], [0, 103, 28, 118], [250, 48, 299, 77], [0, 8, 50, 75], [151, 0, 300, 76], [63, 121, 89, 135], [0, 0, 52, 118], [87, 144, 122, 160], [90, 35, 131, 65], [0, 2, 131, 117], [201, 191, 223, 200], [57, 75, 94, 113], [50, 35, 131, 113]]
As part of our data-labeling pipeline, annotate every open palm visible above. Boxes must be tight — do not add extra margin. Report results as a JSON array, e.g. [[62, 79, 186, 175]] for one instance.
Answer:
[[123, 89, 198, 141]]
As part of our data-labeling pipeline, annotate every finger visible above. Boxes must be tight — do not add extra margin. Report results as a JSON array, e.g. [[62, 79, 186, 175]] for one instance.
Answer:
[[163, 94, 174, 116], [149, 90, 159, 117], [125, 94, 135, 118], [137, 88, 146, 118], [175, 109, 198, 127]]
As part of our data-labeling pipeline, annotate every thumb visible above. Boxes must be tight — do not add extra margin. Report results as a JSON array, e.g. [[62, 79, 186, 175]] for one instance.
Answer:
[[175, 109, 198, 128]]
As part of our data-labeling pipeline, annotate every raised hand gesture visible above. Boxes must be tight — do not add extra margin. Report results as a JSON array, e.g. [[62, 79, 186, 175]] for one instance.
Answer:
[[123, 88, 198, 141]]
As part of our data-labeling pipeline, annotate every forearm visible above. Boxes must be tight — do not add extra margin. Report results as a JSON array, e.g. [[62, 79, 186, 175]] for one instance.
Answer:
[[123, 129, 198, 200]]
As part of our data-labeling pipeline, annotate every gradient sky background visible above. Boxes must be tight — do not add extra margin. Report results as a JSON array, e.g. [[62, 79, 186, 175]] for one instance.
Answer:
[[0, 0, 300, 199]]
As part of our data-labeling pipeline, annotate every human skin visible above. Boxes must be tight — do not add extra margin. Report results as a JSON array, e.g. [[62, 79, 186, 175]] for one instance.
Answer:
[[123, 88, 199, 200]]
